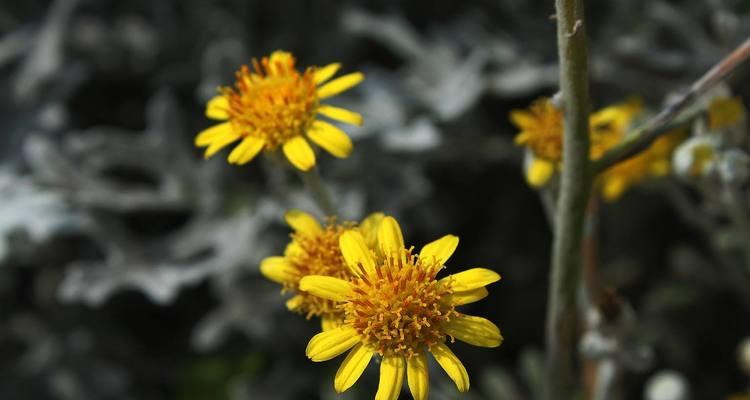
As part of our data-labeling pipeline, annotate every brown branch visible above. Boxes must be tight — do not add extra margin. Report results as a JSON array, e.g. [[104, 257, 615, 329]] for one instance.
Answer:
[[593, 36, 750, 173]]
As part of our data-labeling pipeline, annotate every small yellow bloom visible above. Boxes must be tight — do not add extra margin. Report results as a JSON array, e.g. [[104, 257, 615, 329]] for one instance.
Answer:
[[598, 129, 686, 201], [195, 51, 364, 171], [708, 96, 745, 131], [511, 97, 641, 187], [512, 98, 564, 163], [260, 210, 383, 329], [300, 216, 502, 399]]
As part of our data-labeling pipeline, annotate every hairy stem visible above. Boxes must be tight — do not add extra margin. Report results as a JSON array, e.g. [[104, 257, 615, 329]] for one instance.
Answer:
[[546, 0, 593, 398]]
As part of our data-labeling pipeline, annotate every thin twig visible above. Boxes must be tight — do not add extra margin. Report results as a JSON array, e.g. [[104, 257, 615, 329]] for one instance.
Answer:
[[593, 36, 750, 173], [546, 0, 593, 398]]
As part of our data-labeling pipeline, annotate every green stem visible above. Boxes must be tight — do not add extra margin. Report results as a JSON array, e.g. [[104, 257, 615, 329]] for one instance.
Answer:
[[546, 0, 593, 398], [297, 168, 336, 216]]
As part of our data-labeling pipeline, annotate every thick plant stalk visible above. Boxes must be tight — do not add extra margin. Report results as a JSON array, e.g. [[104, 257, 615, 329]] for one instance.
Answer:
[[546, 0, 593, 398]]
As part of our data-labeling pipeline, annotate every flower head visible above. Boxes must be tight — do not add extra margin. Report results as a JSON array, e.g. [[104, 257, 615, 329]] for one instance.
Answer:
[[195, 51, 364, 171], [260, 210, 383, 330], [299, 216, 502, 400], [511, 97, 641, 187], [598, 129, 685, 201]]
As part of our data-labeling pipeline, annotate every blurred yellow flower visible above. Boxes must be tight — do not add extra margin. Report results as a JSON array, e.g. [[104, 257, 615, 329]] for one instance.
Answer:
[[708, 96, 745, 131], [598, 129, 685, 201], [195, 51, 364, 171], [260, 210, 383, 330], [299, 216, 502, 400], [511, 97, 642, 187]]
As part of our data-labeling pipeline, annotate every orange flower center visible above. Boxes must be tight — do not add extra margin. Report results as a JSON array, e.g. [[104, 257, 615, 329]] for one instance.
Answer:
[[286, 223, 352, 319], [223, 54, 319, 149], [345, 249, 456, 358]]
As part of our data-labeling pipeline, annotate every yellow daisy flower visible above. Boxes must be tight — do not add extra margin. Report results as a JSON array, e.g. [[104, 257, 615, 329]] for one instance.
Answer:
[[194, 50, 364, 171], [299, 216, 502, 400], [598, 129, 685, 201], [260, 210, 383, 330], [511, 97, 642, 187]]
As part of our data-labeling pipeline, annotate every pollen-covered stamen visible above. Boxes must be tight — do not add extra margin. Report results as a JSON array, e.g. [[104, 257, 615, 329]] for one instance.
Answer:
[[345, 248, 457, 359], [285, 221, 353, 319], [223, 54, 320, 149]]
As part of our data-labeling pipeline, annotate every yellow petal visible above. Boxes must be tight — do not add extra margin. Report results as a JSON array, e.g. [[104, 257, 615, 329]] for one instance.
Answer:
[[317, 72, 364, 99], [509, 110, 535, 129], [359, 212, 384, 249], [227, 136, 265, 165], [527, 158, 555, 187], [284, 241, 303, 258], [602, 178, 626, 202], [306, 327, 360, 362], [286, 295, 304, 311], [339, 230, 377, 276], [650, 160, 670, 177], [317, 105, 363, 126], [430, 343, 469, 392], [204, 132, 241, 158], [282, 136, 316, 171], [314, 63, 341, 84], [378, 216, 405, 257], [443, 315, 503, 348], [407, 350, 429, 400], [307, 120, 353, 158], [206, 95, 230, 120], [284, 209, 323, 235], [514, 131, 530, 145], [441, 268, 501, 292], [375, 355, 405, 400], [322, 316, 342, 332], [299, 276, 353, 302], [449, 287, 489, 305], [259, 256, 295, 284], [334, 343, 373, 393], [419, 235, 459, 266], [194, 121, 235, 147]]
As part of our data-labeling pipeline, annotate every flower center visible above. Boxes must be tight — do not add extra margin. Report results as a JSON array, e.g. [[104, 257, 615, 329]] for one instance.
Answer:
[[287, 223, 352, 319], [223, 55, 319, 149], [345, 249, 457, 358]]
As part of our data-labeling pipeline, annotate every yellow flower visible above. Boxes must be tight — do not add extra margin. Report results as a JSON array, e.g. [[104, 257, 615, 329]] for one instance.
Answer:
[[260, 210, 383, 330], [599, 129, 686, 201], [511, 97, 641, 187], [708, 96, 745, 131], [195, 51, 364, 171], [299, 216, 502, 399]]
